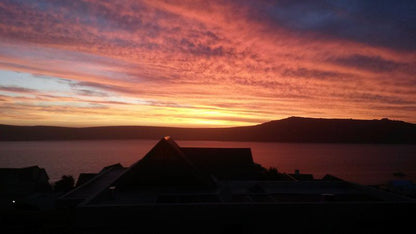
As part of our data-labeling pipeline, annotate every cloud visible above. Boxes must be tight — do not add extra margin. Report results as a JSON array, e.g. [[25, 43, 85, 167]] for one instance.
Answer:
[[281, 67, 350, 80], [75, 89, 108, 97], [69, 81, 133, 94], [331, 54, 415, 73], [0, 0, 415, 126], [245, 0, 416, 51], [0, 85, 37, 93]]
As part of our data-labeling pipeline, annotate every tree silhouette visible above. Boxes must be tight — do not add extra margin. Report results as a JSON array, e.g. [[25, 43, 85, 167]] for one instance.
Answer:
[[266, 167, 280, 179]]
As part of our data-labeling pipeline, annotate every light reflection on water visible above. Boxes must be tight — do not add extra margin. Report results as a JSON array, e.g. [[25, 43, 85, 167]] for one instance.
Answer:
[[0, 140, 415, 185]]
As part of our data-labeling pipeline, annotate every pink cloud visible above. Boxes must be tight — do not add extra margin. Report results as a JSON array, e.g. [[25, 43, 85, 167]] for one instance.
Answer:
[[0, 0, 415, 126]]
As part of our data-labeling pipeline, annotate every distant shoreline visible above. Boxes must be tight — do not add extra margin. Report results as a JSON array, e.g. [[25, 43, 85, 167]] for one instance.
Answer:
[[1, 138, 416, 145], [1, 117, 415, 144]]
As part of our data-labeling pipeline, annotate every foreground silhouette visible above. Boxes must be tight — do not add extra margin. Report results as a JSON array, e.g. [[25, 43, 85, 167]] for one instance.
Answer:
[[1, 137, 415, 233]]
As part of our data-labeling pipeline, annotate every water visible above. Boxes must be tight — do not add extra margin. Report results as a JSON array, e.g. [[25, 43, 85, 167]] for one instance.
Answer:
[[0, 140, 415, 185]]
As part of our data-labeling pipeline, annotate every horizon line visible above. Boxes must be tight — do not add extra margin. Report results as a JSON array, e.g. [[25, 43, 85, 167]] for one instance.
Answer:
[[1, 116, 413, 129]]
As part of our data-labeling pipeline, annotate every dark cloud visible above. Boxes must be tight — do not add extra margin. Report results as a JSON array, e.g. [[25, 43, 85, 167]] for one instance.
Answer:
[[75, 89, 108, 97], [0, 62, 41, 72], [369, 104, 416, 112], [281, 67, 348, 80], [328, 91, 415, 105], [232, 78, 283, 89], [242, 0, 416, 50], [178, 38, 225, 57], [2, 0, 414, 51], [351, 93, 414, 105], [0, 0, 184, 50], [0, 85, 36, 93], [70, 81, 135, 94], [330, 54, 414, 73]]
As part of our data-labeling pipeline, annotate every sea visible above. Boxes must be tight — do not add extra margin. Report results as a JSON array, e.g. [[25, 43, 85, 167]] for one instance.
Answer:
[[0, 140, 415, 185]]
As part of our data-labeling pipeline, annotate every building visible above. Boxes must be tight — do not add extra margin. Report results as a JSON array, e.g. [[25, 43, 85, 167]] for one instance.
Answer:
[[0, 166, 51, 210], [55, 137, 415, 233], [0, 166, 50, 198], [59, 136, 263, 206]]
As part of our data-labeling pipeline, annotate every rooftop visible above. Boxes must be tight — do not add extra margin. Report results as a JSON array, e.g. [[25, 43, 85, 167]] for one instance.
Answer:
[[58, 137, 414, 208]]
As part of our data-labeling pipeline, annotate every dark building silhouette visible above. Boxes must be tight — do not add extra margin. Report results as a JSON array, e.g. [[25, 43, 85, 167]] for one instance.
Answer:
[[60, 137, 414, 206], [0, 166, 51, 211], [0, 166, 50, 198], [114, 137, 217, 189], [75, 173, 98, 187], [180, 147, 256, 180], [59, 136, 264, 206], [2, 137, 415, 233], [289, 169, 314, 181]]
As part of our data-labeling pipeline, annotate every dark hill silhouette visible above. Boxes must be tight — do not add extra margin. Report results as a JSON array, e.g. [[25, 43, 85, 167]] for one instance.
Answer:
[[1, 117, 415, 143]]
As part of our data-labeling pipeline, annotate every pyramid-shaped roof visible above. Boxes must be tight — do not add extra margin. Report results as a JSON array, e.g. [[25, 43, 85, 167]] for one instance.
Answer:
[[113, 137, 216, 189]]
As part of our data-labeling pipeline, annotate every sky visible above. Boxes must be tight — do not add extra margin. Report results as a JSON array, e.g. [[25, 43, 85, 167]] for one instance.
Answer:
[[0, 0, 415, 127]]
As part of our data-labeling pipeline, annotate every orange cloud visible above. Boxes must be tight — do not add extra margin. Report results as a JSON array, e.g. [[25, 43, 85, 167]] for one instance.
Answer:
[[0, 0, 415, 126]]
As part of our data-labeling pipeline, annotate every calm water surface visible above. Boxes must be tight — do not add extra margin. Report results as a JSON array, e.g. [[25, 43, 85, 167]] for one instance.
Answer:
[[0, 140, 415, 185]]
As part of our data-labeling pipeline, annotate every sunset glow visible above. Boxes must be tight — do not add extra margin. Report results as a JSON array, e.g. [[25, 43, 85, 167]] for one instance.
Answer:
[[0, 0, 415, 127]]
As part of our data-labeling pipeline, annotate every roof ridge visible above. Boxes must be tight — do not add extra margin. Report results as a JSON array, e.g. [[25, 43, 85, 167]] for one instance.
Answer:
[[110, 137, 216, 188], [59, 165, 123, 200]]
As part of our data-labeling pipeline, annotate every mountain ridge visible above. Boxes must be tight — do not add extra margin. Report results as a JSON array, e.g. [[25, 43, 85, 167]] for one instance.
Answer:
[[1, 117, 415, 143]]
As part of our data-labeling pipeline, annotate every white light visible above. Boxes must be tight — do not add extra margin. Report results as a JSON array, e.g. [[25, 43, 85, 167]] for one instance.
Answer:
[[12, 200, 15, 204]]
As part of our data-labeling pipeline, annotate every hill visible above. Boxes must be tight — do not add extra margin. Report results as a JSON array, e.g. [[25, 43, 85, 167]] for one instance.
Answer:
[[1, 117, 415, 143]]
